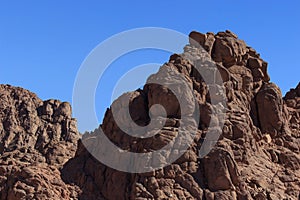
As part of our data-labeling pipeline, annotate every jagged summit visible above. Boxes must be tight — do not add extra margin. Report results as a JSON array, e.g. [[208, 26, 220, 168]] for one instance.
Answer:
[[0, 31, 299, 200], [61, 30, 300, 199]]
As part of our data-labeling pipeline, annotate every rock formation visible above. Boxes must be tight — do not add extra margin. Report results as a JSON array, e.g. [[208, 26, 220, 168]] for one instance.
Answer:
[[0, 30, 299, 199], [0, 85, 80, 199]]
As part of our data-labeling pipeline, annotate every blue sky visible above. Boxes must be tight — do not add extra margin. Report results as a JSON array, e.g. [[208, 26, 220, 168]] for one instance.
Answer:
[[0, 1, 299, 132]]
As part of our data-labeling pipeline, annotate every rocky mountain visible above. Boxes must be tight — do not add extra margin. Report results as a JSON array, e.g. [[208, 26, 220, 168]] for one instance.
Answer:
[[0, 30, 299, 200]]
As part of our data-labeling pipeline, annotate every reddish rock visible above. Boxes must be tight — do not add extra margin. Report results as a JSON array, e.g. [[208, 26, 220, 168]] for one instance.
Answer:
[[256, 83, 287, 137], [61, 30, 299, 200], [0, 85, 80, 199], [0, 30, 299, 200]]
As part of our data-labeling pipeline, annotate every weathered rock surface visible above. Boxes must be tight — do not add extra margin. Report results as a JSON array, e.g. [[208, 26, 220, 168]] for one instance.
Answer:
[[0, 85, 80, 199], [61, 30, 299, 200], [285, 82, 300, 138], [0, 30, 299, 200]]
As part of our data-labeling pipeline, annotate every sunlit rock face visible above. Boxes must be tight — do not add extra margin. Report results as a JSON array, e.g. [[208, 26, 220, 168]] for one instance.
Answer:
[[0, 30, 299, 200], [0, 84, 80, 200]]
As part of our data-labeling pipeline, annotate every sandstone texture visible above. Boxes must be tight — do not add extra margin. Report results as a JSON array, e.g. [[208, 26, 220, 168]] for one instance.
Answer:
[[0, 30, 300, 199]]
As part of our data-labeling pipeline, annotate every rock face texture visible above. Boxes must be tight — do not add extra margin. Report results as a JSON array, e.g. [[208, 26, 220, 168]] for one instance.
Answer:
[[0, 30, 299, 200], [0, 85, 80, 199], [62, 30, 300, 199]]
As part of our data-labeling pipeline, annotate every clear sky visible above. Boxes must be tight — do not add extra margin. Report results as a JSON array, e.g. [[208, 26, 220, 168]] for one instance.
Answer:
[[0, 1, 299, 132]]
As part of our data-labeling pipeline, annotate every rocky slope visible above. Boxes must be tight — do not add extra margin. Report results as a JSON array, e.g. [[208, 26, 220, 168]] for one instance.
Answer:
[[0, 30, 299, 200]]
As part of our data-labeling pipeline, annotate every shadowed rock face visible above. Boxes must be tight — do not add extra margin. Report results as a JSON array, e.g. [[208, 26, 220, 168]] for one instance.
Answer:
[[0, 30, 299, 200]]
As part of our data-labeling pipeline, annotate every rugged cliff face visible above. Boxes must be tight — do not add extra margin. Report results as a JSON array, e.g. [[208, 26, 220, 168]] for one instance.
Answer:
[[0, 30, 299, 200]]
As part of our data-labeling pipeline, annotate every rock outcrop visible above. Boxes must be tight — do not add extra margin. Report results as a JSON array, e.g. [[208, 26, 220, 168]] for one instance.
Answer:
[[0, 30, 299, 200], [285, 83, 300, 138], [0, 85, 80, 199], [61, 30, 299, 199]]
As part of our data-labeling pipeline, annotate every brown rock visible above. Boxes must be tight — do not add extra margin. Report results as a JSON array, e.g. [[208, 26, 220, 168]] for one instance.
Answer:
[[189, 31, 206, 48], [0, 30, 300, 200], [60, 31, 300, 200], [0, 85, 81, 199], [202, 148, 240, 191], [256, 83, 286, 137]]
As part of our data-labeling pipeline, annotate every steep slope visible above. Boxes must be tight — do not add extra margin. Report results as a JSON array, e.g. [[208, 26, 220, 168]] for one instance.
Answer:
[[61, 31, 300, 200]]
